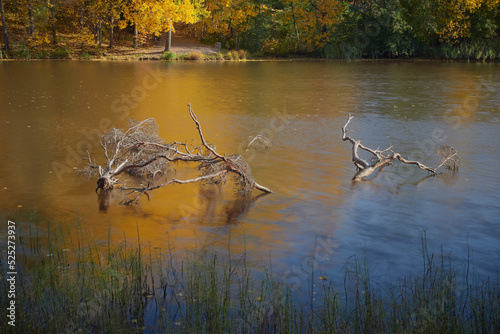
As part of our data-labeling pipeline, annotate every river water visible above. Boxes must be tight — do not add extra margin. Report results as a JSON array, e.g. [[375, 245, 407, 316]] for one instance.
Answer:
[[1, 60, 499, 288]]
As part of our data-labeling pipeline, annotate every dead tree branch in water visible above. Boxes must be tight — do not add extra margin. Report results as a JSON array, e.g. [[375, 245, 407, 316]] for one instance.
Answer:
[[84, 104, 271, 205], [341, 114, 460, 181]]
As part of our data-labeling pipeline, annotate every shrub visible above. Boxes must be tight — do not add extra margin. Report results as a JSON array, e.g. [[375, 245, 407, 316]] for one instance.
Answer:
[[185, 51, 203, 60], [51, 47, 71, 59], [161, 51, 176, 60], [215, 52, 224, 60], [14, 44, 31, 60], [79, 51, 92, 60], [230, 50, 239, 60], [223, 52, 233, 60], [34, 49, 51, 59], [203, 54, 217, 60], [237, 49, 247, 59]]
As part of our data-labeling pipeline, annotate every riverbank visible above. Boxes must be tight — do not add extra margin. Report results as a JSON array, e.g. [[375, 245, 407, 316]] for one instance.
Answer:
[[2, 28, 500, 62], [0, 28, 220, 61]]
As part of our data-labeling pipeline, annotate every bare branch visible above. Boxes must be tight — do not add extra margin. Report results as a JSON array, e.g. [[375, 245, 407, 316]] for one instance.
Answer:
[[188, 103, 225, 159], [119, 170, 229, 204], [114, 154, 211, 177], [342, 115, 459, 181], [394, 153, 436, 173], [84, 105, 272, 205], [246, 135, 271, 151], [253, 182, 272, 193], [434, 152, 459, 170], [341, 114, 370, 169]]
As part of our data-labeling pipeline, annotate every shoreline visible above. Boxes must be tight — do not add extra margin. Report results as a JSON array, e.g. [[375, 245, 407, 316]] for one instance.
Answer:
[[2, 56, 499, 62]]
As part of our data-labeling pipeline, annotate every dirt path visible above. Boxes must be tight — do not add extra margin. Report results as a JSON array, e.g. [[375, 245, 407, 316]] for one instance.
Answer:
[[107, 30, 218, 60]]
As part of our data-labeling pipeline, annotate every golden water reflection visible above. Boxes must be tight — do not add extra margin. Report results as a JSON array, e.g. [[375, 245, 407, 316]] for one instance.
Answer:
[[1, 61, 499, 277]]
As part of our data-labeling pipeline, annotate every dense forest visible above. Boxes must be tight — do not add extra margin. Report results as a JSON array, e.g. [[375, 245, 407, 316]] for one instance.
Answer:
[[1, 0, 500, 59]]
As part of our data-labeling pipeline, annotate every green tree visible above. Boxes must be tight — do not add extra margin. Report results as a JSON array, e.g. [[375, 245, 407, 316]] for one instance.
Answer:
[[331, 0, 414, 58]]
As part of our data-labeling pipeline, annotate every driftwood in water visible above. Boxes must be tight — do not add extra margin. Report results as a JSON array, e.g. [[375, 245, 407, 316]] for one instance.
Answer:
[[83, 104, 271, 205], [341, 114, 460, 181]]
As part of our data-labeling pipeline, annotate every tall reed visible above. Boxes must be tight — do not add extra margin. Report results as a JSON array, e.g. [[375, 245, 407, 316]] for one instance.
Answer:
[[1, 215, 499, 333]]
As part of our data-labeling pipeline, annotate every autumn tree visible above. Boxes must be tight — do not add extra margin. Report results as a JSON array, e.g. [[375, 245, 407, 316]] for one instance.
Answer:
[[120, 0, 207, 49], [403, 0, 500, 45], [194, 0, 263, 49], [66, 0, 97, 48], [107, 0, 125, 48], [46, 0, 57, 44], [4, 0, 59, 47], [465, 0, 500, 41], [192, 0, 344, 54], [284, 0, 343, 53]]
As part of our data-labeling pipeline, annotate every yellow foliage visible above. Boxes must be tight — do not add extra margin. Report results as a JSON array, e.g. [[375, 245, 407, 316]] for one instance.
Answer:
[[195, 0, 263, 40], [435, 0, 500, 42], [122, 0, 207, 37], [286, 0, 344, 51], [27, 33, 51, 48], [192, 0, 343, 52]]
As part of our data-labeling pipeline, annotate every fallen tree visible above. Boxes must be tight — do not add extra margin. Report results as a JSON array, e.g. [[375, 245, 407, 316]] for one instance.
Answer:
[[341, 114, 460, 181], [81, 104, 271, 205]]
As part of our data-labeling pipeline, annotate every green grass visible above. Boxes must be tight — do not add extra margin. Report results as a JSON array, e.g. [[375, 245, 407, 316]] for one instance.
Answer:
[[161, 51, 176, 60], [176, 53, 188, 60], [1, 215, 499, 333]]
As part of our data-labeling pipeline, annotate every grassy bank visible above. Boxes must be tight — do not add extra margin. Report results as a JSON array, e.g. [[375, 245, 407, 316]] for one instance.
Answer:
[[0, 43, 250, 61], [1, 214, 499, 333]]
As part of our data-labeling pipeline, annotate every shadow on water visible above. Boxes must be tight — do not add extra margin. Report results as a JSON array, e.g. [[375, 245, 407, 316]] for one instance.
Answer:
[[350, 168, 460, 193], [95, 180, 270, 225], [97, 189, 113, 212]]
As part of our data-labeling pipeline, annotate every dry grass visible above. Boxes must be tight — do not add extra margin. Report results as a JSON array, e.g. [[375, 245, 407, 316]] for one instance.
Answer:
[[185, 51, 203, 60]]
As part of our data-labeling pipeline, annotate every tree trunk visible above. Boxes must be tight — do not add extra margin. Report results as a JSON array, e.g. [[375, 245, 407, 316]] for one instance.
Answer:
[[0, 0, 9, 51], [133, 23, 138, 48], [291, 1, 300, 47], [164, 19, 172, 52], [48, 0, 56, 45], [96, 22, 102, 47], [79, 4, 84, 48], [109, 15, 114, 48], [28, 0, 35, 37]]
